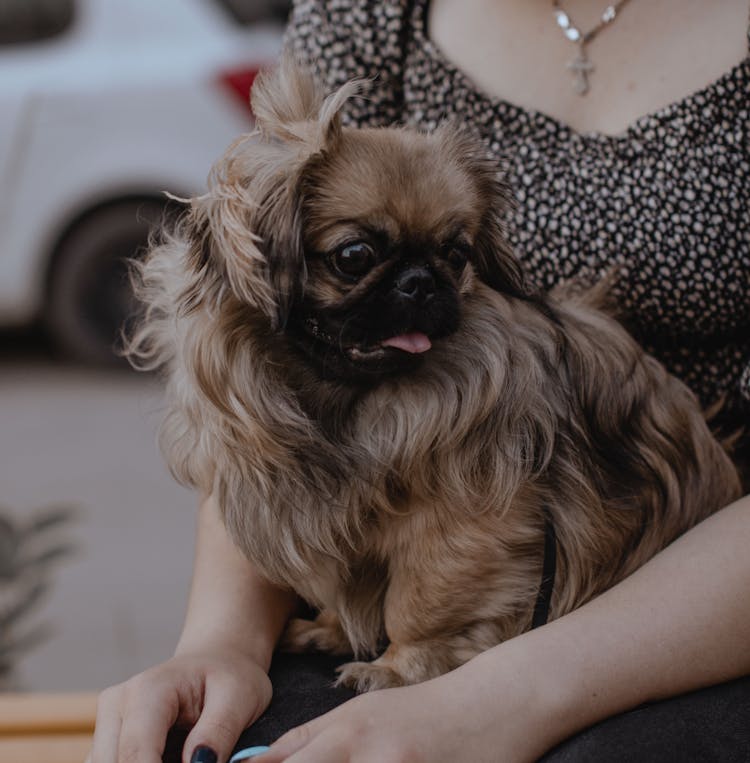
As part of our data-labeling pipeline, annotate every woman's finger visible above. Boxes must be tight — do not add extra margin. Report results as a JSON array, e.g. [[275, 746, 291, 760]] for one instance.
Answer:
[[257, 728, 313, 762], [280, 729, 350, 763], [182, 677, 266, 763], [89, 685, 124, 763], [117, 682, 181, 763], [259, 710, 334, 762]]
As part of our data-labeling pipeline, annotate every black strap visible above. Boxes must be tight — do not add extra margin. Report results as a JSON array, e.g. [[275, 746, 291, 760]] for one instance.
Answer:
[[531, 507, 557, 630]]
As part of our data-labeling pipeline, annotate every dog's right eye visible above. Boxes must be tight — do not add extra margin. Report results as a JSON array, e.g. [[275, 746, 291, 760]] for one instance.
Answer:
[[439, 241, 470, 276], [331, 243, 376, 280]]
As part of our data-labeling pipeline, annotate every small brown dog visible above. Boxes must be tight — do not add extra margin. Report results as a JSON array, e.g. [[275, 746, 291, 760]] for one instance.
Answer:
[[128, 59, 741, 692]]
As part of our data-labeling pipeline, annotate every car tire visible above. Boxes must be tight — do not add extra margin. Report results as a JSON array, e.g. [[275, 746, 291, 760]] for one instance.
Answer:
[[46, 199, 169, 366]]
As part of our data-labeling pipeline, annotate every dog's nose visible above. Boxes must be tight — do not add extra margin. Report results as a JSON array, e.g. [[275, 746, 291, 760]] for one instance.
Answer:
[[395, 267, 435, 304]]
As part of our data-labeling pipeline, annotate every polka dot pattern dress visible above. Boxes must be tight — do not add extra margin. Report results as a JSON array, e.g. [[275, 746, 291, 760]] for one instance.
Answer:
[[285, 0, 750, 462]]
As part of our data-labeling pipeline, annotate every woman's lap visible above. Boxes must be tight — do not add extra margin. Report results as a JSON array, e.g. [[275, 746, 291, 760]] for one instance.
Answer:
[[542, 672, 750, 762], [233, 654, 356, 750], [164, 653, 750, 762]]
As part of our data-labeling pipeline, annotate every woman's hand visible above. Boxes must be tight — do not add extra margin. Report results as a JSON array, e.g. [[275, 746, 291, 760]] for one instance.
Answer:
[[86, 494, 297, 762], [259, 683, 470, 763], [88, 646, 272, 763], [258, 662, 543, 763]]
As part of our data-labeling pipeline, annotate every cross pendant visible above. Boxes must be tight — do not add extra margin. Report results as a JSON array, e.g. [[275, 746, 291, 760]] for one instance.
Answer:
[[566, 48, 594, 95]]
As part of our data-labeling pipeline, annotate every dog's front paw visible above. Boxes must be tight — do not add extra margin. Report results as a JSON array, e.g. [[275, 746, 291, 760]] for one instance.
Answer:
[[280, 610, 352, 655], [335, 660, 406, 692]]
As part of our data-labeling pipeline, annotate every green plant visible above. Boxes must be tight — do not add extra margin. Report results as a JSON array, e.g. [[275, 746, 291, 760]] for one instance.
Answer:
[[0, 505, 76, 689]]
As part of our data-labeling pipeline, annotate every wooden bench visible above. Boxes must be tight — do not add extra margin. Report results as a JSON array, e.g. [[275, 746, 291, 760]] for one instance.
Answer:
[[0, 692, 97, 762]]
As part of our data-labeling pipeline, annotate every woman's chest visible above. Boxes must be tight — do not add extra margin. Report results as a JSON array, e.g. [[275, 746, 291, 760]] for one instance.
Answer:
[[426, 0, 750, 136], [500, 106, 750, 341]]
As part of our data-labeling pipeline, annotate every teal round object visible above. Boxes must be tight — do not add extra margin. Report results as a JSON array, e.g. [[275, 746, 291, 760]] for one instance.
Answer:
[[229, 746, 272, 761]]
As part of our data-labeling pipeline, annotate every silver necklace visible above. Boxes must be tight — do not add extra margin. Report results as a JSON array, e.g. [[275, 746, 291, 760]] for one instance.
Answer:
[[552, 0, 633, 95]]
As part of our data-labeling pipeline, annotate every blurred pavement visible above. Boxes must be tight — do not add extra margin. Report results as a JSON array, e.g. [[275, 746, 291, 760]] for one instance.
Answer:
[[0, 331, 196, 691]]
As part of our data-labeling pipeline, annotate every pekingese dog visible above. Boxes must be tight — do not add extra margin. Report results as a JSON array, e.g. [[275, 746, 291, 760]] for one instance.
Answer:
[[128, 58, 741, 692]]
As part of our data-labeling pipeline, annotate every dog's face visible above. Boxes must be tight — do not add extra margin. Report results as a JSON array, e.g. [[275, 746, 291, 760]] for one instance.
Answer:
[[190, 61, 530, 385], [288, 128, 502, 381]]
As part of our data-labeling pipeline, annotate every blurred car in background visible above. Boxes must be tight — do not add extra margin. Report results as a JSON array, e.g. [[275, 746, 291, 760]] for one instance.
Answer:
[[0, 0, 288, 363]]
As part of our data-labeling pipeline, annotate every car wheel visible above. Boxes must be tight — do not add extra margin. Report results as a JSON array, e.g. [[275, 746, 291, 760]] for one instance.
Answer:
[[46, 199, 169, 366]]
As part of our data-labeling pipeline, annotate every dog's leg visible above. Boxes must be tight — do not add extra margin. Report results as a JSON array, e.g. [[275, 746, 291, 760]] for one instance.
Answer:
[[335, 502, 544, 692], [335, 618, 517, 691], [279, 609, 353, 655], [335, 640, 458, 691]]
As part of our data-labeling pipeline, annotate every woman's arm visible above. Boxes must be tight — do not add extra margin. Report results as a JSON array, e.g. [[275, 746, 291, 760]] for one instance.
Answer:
[[176, 493, 298, 672], [90, 495, 298, 763], [264, 494, 750, 762]]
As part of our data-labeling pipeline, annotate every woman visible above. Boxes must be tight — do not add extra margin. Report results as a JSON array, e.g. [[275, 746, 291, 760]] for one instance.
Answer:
[[89, 1, 750, 761]]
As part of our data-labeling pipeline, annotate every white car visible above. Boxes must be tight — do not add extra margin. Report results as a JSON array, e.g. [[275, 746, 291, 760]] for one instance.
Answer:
[[0, 0, 286, 363]]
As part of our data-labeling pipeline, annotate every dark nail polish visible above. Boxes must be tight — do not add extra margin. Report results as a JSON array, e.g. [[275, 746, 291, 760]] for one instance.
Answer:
[[190, 745, 218, 763]]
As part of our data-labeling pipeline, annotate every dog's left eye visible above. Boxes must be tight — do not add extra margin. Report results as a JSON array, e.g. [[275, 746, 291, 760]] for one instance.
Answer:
[[332, 243, 376, 280], [442, 243, 469, 273]]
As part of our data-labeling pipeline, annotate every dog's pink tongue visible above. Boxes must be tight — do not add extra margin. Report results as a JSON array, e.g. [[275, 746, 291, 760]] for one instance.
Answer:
[[380, 332, 432, 354]]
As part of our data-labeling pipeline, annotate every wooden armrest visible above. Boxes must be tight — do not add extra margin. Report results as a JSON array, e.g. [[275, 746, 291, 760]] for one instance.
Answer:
[[0, 733, 94, 763], [0, 692, 98, 735], [0, 692, 98, 762]]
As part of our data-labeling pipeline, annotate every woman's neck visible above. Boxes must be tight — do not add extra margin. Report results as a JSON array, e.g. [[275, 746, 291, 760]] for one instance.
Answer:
[[427, 0, 749, 135]]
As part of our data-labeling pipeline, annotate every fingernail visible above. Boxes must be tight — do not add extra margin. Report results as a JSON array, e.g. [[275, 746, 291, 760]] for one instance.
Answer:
[[191, 746, 218, 763]]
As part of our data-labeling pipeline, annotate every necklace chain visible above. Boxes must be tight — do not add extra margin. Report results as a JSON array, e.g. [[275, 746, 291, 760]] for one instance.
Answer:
[[552, 0, 633, 95]]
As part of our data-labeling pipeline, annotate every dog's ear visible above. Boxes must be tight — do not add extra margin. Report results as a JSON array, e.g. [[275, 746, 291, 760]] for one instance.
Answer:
[[186, 165, 306, 330], [185, 57, 361, 329], [436, 125, 533, 300], [254, 180, 307, 329], [473, 190, 532, 300], [251, 53, 361, 149]]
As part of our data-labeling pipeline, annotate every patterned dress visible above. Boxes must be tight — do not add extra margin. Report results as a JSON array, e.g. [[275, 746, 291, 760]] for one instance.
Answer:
[[216, 8, 750, 756], [284, 0, 750, 477]]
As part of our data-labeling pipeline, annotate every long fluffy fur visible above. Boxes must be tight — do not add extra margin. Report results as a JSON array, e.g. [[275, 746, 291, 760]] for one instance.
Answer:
[[127, 60, 742, 690]]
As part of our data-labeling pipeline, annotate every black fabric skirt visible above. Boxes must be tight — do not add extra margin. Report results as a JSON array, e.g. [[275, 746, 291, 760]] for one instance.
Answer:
[[163, 652, 750, 762]]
